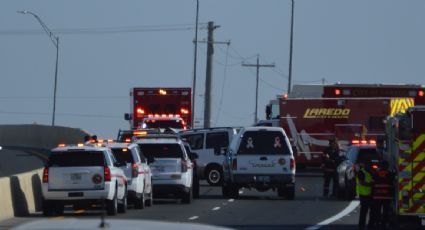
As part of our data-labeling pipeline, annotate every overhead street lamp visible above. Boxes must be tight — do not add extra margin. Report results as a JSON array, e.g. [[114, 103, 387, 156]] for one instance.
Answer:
[[18, 10, 59, 126]]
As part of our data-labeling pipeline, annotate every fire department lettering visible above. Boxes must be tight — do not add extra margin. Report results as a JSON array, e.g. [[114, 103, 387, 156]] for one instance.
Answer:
[[303, 108, 350, 118]]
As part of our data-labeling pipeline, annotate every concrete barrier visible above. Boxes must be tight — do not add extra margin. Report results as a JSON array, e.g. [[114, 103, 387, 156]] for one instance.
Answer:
[[0, 124, 89, 150], [0, 169, 42, 222]]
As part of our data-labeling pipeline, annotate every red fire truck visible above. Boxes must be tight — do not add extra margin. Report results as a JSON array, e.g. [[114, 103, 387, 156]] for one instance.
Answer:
[[279, 97, 414, 167], [125, 87, 192, 129], [386, 106, 425, 227]]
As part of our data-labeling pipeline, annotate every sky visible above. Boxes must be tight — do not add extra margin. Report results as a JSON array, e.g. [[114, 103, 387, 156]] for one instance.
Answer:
[[0, 0, 424, 138]]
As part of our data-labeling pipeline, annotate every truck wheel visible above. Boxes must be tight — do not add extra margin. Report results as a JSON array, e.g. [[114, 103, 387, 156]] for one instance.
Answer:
[[106, 192, 118, 216], [193, 176, 200, 199], [229, 184, 239, 199], [42, 200, 54, 217], [118, 190, 127, 213], [206, 165, 223, 186], [284, 186, 295, 200], [182, 187, 193, 204], [145, 188, 153, 207], [53, 202, 64, 215], [135, 191, 145, 209]]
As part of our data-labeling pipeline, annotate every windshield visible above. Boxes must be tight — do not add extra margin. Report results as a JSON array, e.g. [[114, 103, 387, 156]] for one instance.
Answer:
[[48, 151, 105, 167], [237, 131, 290, 155]]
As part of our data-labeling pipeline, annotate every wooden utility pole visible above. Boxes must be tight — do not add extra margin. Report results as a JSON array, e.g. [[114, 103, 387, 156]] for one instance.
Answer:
[[242, 54, 275, 124], [204, 21, 219, 128]]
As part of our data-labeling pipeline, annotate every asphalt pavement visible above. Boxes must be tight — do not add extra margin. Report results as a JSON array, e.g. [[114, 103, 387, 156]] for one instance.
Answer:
[[0, 171, 363, 230]]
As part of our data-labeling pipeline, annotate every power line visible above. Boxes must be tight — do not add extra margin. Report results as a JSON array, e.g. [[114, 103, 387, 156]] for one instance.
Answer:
[[0, 110, 121, 118], [0, 23, 208, 35]]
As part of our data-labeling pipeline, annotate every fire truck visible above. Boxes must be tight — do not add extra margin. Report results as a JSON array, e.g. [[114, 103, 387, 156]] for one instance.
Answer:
[[124, 87, 192, 129], [263, 83, 425, 167], [279, 97, 414, 167], [386, 106, 425, 227]]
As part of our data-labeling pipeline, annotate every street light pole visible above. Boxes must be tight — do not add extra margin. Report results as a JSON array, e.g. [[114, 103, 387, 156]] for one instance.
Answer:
[[287, 0, 295, 94], [18, 10, 59, 126], [191, 0, 199, 128]]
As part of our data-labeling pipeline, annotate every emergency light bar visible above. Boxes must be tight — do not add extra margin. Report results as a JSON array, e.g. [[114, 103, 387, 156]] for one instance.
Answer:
[[351, 139, 376, 145]]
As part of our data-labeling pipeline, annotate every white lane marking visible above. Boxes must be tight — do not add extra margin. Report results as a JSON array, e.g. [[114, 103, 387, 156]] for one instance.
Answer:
[[212, 207, 221, 211], [228, 199, 234, 202], [188, 216, 199, 220], [304, 200, 360, 230]]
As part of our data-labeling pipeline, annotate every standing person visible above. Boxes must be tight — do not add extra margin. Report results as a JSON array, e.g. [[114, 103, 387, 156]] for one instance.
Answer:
[[372, 160, 394, 230], [357, 161, 375, 230], [322, 137, 340, 197]]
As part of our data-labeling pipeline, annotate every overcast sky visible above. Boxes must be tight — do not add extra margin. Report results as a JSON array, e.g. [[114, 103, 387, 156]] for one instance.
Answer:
[[1, 0, 424, 138]]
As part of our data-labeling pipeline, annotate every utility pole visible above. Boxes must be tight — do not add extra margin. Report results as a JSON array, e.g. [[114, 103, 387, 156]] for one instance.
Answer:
[[191, 0, 199, 128], [287, 0, 295, 94], [203, 21, 219, 128], [242, 54, 275, 124]]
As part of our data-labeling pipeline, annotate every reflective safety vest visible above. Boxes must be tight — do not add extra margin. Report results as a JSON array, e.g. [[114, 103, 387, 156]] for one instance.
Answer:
[[372, 170, 394, 200], [356, 168, 373, 196]]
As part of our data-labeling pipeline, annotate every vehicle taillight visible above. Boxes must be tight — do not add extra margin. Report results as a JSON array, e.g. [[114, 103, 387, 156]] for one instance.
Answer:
[[371, 164, 378, 170], [290, 159, 295, 170], [132, 163, 139, 178], [419, 90, 424, 97], [136, 107, 145, 115], [181, 160, 188, 172], [42, 167, 49, 183], [104, 166, 111, 182], [232, 158, 237, 170]]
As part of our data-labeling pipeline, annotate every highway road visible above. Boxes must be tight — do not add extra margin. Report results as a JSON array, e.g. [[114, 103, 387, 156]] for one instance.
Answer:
[[0, 172, 362, 230]]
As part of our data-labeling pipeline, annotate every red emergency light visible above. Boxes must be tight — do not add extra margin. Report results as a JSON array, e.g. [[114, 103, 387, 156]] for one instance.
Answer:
[[335, 89, 341, 96], [136, 108, 145, 115], [419, 90, 424, 97], [180, 108, 189, 114]]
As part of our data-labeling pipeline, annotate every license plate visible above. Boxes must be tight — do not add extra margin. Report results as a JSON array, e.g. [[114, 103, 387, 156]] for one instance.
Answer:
[[71, 173, 82, 181], [257, 176, 270, 182], [153, 166, 165, 172]]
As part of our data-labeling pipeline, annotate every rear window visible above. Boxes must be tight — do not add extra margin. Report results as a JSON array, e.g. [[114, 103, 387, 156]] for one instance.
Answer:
[[48, 151, 105, 167], [237, 131, 290, 155], [180, 133, 204, 150], [111, 148, 134, 164], [138, 143, 184, 159]]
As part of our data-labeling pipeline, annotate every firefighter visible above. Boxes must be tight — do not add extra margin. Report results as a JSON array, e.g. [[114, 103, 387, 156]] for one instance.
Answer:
[[371, 160, 394, 230], [357, 161, 375, 230], [322, 137, 340, 197]]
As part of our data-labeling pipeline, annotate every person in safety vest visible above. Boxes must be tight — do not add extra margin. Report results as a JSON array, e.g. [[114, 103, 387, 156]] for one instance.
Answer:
[[371, 160, 394, 230], [357, 161, 375, 230], [322, 137, 340, 197]]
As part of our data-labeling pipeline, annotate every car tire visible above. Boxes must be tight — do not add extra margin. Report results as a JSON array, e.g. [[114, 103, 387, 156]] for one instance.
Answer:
[[277, 187, 285, 198], [145, 187, 153, 207], [344, 178, 355, 200], [228, 184, 239, 199], [106, 192, 118, 216], [53, 202, 64, 215], [42, 200, 54, 217], [284, 186, 295, 200], [193, 176, 200, 199], [182, 187, 193, 204], [205, 165, 223, 186], [118, 189, 127, 213], [135, 191, 145, 209]]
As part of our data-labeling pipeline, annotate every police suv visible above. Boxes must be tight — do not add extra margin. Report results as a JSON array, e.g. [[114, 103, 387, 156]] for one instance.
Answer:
[[222, 127, 296, 199], [135, 135, 195, 204], [42, 144, 128, 216], [105, 141, 153, 208]]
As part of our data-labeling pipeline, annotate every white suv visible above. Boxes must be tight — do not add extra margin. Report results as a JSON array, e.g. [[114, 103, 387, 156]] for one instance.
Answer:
[[135, 135, 194, 204], [222, 127, 296, 199], [178, 127, 238, 186], [42, 144, 128, 216], [105, 142, 153, 209]]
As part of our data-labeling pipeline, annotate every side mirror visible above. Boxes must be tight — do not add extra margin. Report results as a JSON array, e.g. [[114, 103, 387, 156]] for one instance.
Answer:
[[189, 152, 199, 161], [124, 113, 131, 121]]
